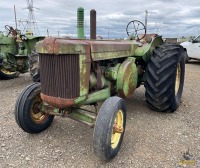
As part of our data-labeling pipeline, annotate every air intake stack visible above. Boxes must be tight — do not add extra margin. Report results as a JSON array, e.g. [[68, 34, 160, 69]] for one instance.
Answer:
[[90, 9, 96, 39], [77, 7, 85, 39]]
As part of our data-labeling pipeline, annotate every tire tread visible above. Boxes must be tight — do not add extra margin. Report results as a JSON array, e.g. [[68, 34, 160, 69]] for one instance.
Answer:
[[145, 43, 185, 112]]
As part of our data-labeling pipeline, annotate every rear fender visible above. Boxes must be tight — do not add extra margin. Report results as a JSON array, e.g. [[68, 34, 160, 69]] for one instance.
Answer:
[[134, 36, 164, 63]]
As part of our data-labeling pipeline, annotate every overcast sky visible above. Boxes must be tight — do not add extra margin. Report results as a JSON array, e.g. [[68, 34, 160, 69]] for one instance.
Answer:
[[1, 0, 200, 38]]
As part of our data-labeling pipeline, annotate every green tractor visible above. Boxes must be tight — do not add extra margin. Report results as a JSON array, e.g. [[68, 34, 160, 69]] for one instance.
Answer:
[[15, 20, 185, 161], [0, 25, 44, 80]]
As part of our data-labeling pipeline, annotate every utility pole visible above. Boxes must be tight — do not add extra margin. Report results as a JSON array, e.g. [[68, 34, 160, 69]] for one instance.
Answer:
[[25, 0, 39, 35], [155, 22, 161, 34], [14, 5, 18, 29], [18, 19, 29, 33]]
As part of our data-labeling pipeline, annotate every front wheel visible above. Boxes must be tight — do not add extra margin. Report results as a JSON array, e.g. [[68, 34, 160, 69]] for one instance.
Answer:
[[0, 69, 17, 79], [93, 96, 126, 161], [145, 43, 185, 112], [15, 83, 54, 133]]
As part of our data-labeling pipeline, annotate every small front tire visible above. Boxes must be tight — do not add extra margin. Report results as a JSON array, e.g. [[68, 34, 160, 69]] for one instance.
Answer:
[[15, 83, 54, 133], [93, 96, 126, 161]]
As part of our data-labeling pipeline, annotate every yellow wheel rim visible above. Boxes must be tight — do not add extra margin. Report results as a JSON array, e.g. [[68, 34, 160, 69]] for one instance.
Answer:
[[175, 64, 181, 95], [1, 69, 16, 75], [111, 110, 124, 149], [30, 95, 48, 124]]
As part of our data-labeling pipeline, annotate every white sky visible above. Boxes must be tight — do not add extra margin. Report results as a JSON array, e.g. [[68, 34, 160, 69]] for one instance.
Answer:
[[1, 0, 200, 38]]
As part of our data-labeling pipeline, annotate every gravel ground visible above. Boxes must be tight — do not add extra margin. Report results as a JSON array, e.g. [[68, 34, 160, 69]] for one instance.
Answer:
[[0, 62, 199, 168]]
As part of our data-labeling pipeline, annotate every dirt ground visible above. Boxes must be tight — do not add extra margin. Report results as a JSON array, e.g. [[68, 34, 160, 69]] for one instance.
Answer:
[[0, 62, 199, 168]]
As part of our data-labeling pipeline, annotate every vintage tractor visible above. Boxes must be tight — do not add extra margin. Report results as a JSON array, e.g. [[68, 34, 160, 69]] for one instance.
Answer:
[[15, 20, 185, 161], [0, 25, 44, 80]]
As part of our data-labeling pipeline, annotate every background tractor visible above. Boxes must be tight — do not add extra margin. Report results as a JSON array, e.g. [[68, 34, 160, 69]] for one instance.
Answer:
[[15, 20, 185, 161], [0, 25, 44, 80]]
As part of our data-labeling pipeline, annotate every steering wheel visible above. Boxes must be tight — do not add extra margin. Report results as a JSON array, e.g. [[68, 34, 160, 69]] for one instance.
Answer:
[[126, 20, 146, 41], [5, 25, 12, 33], [5, 25, 17, 37]]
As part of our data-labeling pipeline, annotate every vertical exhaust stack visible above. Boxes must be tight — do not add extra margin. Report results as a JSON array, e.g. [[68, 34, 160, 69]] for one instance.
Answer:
[[90, 9, 96, 39], [77, 7, 85, 39]]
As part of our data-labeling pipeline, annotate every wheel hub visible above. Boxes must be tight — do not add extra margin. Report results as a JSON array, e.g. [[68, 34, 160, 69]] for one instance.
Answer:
[[31, 97, 48, 124], [111, 110, 124, 149], [1, 69, 16, 75]]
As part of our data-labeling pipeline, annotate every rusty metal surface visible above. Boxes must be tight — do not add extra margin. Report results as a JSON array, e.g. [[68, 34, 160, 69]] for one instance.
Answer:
[[90, 9, 96, 39], [36, 37, 91, 54], [89, 40, 137, 61], [40, 93, 75, 109], [36, 37, 141, 108], [117, 60, 138, 98], [113, 123, 123, 133], [36, 37, 139, 97], [39, 53, 80, 99], [36, 37, 138, 60], [79, 45, 91, 97], [37, 38, 92, 108]]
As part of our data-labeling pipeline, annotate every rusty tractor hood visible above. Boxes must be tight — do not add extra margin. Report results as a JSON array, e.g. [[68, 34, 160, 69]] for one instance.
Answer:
[[36, 37, 139, 61]]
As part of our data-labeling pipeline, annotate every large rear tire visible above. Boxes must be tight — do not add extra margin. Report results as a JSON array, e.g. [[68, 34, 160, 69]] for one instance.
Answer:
[[93, 96, 126, 161], [29, 50, 40, 82], [15, 83, 54, 133], [145, 43, 185, 112]]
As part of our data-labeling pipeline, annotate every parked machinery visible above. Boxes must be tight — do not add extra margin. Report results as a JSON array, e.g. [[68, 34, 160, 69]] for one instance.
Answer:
[[15, 20, 185, 161], [0, 25, 44, 80]]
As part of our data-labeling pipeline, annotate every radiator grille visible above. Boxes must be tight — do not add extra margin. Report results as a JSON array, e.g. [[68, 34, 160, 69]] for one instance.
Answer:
[[39, 54, 80, 99]]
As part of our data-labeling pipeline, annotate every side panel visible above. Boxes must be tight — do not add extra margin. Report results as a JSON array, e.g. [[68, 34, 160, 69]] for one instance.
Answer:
[[0, 35, 17, 55], [134, 36, 164, 63], [89, 40, 137, 61]]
